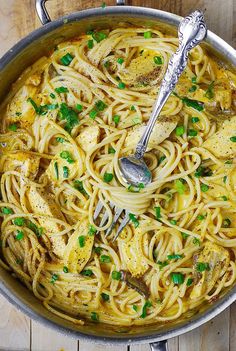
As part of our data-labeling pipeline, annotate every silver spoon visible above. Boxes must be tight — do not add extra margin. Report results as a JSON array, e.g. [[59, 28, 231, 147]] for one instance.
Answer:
[[119, 10, 207, 187]]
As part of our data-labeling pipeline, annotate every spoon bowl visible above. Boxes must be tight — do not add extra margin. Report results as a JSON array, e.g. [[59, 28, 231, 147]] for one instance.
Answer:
[[119, 156, 152, 187]]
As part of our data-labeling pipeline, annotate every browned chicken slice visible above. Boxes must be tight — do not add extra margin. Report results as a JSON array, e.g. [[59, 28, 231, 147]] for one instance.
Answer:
[[190, 241, 230, 299], [27, 187, 66, 258], [76, 125, 100, 153], [118, 51, 163, 86], [0, 152, 40, 180], [202, 116, 236, 158]]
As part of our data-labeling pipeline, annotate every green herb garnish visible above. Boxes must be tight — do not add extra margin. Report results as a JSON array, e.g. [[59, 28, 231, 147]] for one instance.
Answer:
[[81, 269, 93, 276], [13, 217, 25, 226], [55, 86, 69, 94], [167, 254, 183, 260], [108, 147, 116, 154], [8, 124, 18, 132], [88, 224, 96, 236], [63, 166, 69, 178], [103, 172, 113, 183], [63, 266, 69, 273], [200, 184, 209, 192], [175, 125, 185, 136], [155, 206, 161, 219], [78, 235, 85, 248], [230, 136, 236, 142], [196, 262, 210, 272], [191, 117, 199, 123], [87, 39, 94, 49], [118, 82, 125, 89], [129, 213, 139, 228], [112, 271, 121, 280], [187, 278, 193, 286], [92, 31, 107, 43], [60, 53, 73, 66], [91, 312, 99, 321], [222, 218, 231, 228], [188, 129, 198, 137], [153, 56, 163, 65], [101, 293, 109, 301], [144, 31, 152, 39], [1, 207, 13, 215], [50, 273, 58, 284], [58, 103, 79, 133], [171, 272, 184, 285], [15, 230, 24, 241], [140, 300, 152, 318], [117, 57, 124, 64], [204, 81, 214, 99], [60, 150, 75, 164]]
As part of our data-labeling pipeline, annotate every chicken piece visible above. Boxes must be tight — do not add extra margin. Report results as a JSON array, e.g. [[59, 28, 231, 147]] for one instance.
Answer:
[[124, 116, 178, 151], [6, 85, 39, 129], [46, 146, 80, 184], [118, 227, 149, 277], [190, 242, 230, 299], [118, 51, 163, 86], [76, 126, 100, 153], [26, 72, 42, 87], [202, 116, 236, 158], [27, 187, 66, 258], [63, 220, 94, 273], [0, 152, 40, 180]]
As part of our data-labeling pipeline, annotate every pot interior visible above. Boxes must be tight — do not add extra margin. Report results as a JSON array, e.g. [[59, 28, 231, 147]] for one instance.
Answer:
[[0, 8, 235, 343]]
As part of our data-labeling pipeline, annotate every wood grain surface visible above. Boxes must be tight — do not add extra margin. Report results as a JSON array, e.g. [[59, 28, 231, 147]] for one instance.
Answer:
[[0, 0, 235, 350]]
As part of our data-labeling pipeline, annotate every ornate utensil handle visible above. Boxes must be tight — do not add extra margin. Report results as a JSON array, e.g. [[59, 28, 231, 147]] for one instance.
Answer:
[[35, 0, 125, 25], [135, 10, 207, 159]]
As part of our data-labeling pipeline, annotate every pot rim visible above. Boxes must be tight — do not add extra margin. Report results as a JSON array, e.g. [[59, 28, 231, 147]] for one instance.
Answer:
[[0, 5, 236, 345]]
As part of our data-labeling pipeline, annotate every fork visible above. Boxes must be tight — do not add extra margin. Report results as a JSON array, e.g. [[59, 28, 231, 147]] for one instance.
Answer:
[[93, 200, 130, 241], [93, 10, 207, 240]]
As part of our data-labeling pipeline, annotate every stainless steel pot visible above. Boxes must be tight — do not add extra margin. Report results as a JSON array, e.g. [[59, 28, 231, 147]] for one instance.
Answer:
[[0, 1, 235, 350]]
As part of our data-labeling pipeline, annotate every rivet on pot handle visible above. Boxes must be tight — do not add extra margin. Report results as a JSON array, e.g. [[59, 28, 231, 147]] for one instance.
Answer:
[[150, 340, 169, 351], [36, 0, 126, 25]]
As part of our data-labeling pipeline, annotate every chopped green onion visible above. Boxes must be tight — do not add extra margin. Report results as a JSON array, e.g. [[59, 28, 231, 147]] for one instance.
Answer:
[[8, 124, 18, 132], [60, 151, 75, 164], [225, 160, 233, 165], [204, 81, 214, 99], [56, 137, 66, 143], [73, 180, 87, 196], [133, 305, 138, 312], [157, 261, 168, 269], [50, 273, 58, 284], [15, 230, 24, 241], [171, 272, 184, 285], [103, 172, 113, 183], [194, 166, 213, 178], [191, 76, 197, 84], [167, 254, 183, 260], [1, 207, 13, 215], [63, 166, 69, 178], [60, 53, 73, 66], [158, 155, 166, 165], [104, 60, 110, 68], [118, 82, 126, 89], [230, 136, 236, 142], [100, 255, 111, 263], [92, 31, 107, 43], [188, 129, 198, 137], [196, 262, 210, 272], [76, 104, 83, 111], [27, 222, 43, 237], [81, 269, 93, 276], [95, 100, 107, 111], [130, 105, 136, 111], [170, 219, 177, 225], [112, 271, 121, 280], [191, 117, 199, 123], [140, 300, 152, 318], [78, 235, 85, 248], [113, 115, 120, 125], [181, 232, 189, 239], [87, 39, 94, 49], [200, 184, 209, 192], [182, 97, 204, 111], [223, 176, 227, 183], [108, 147, 116, 154], [222, 218, 231, 228], [13, 217, 25, 226], [155, 206, 161, 219], [220, 196, 228, 201], [153, 56, 163, 65], [187, 278, 193, 286], [58, 103, 79, 133], [91, 312, 99, 321], [94, 246, 102, 254], [143, 31, 152, 39], [89, 109, 98, 120], [55, 86, 69, 94], [63, 266, 69, 273], [175, 178, 186, 194], [15, 112, 22, 116], [101, 293, 109, 301], [193, 237, 201, 246], [129, 213, 139, 228], [197, 214, 205, 220], [88, 224, 96, 236], [50, 93, 56, 99], [189, 85, 197, 92], [175, 125, 185, 136], [117, 57, 124, 64]]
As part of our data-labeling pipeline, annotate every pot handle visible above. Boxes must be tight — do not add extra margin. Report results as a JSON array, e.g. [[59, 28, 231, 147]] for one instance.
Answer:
[[35, 0, 126, 25], [150, 341, 169, 351]]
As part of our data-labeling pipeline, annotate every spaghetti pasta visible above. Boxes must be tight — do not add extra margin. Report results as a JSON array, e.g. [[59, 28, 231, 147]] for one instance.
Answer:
[[0, 26, 236, 327]]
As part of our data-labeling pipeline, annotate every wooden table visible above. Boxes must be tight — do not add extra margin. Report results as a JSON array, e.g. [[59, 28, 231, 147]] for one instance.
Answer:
[[0, 0, 235, 350]]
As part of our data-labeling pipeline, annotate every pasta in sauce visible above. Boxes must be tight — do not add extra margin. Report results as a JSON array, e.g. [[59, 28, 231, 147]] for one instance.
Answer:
[[0, 26, 236, 326]]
